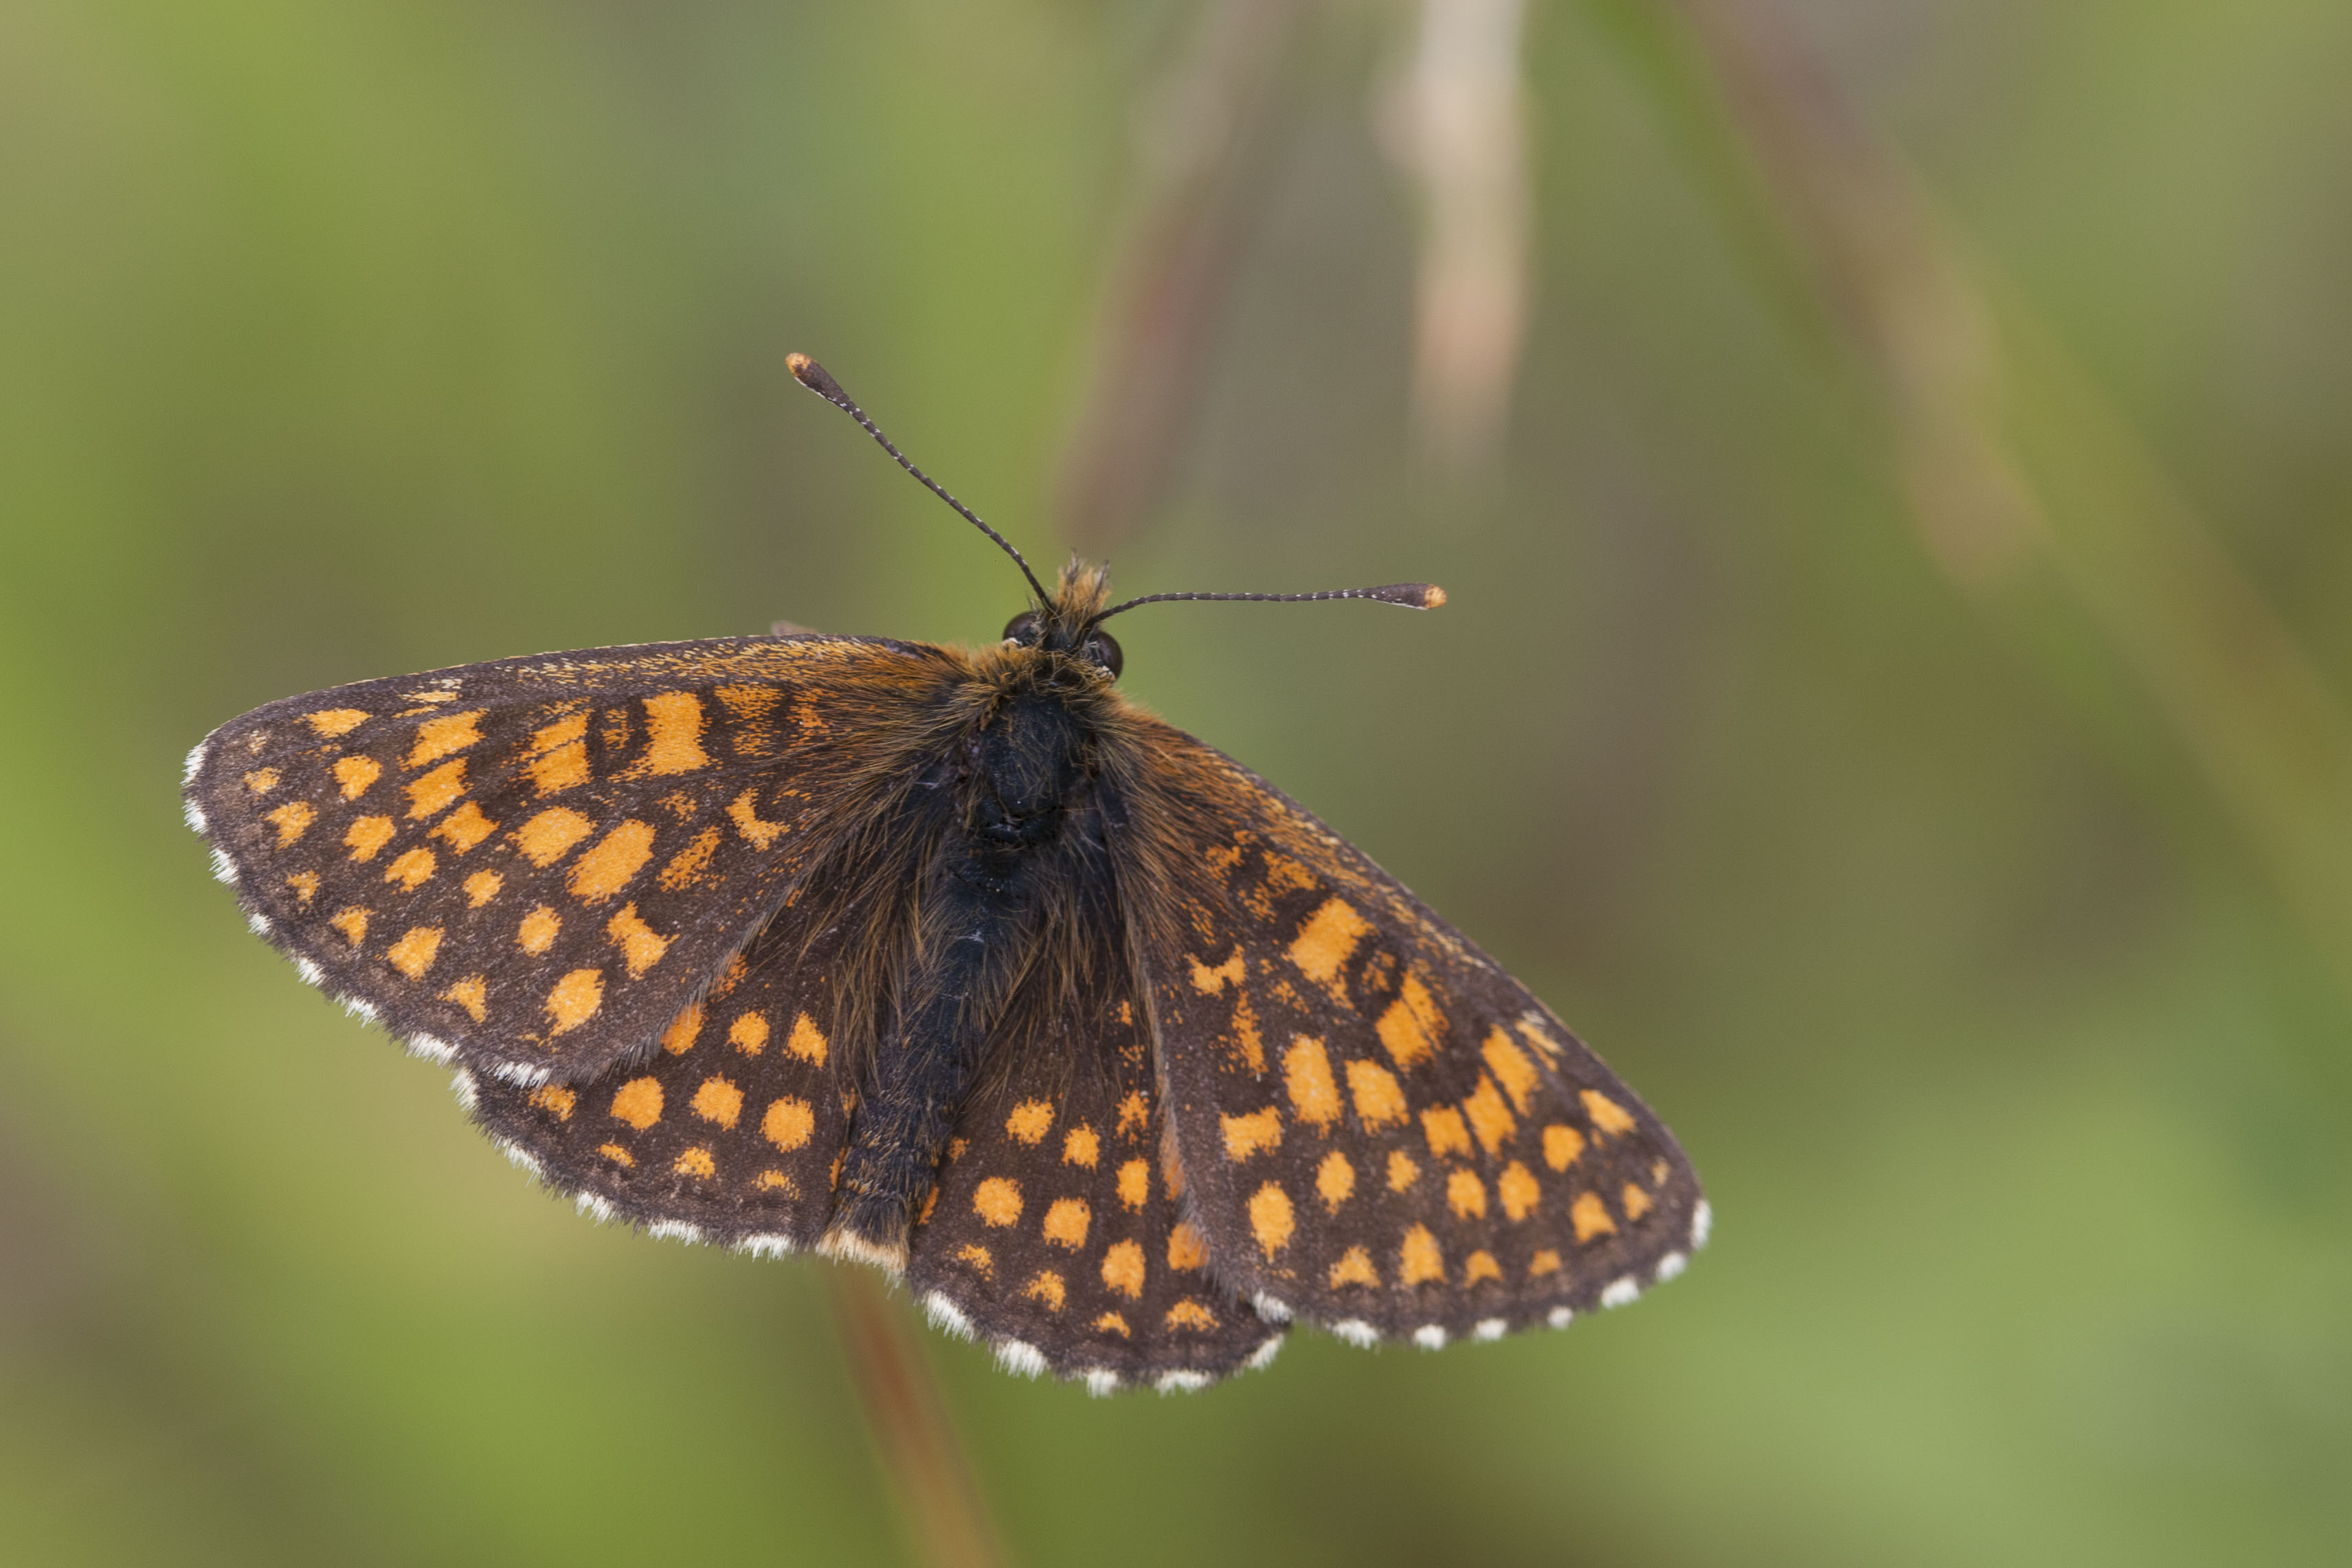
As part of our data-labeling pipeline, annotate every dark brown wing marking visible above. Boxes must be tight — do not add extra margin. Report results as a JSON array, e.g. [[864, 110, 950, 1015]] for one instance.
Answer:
[[1120, 718, 1707, 1349], [184, 635, 955, 1084]]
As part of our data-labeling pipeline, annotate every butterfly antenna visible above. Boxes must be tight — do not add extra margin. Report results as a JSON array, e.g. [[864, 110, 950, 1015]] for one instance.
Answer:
[[787, 353, 1053, 607], [1089, 582, 1446, 628]]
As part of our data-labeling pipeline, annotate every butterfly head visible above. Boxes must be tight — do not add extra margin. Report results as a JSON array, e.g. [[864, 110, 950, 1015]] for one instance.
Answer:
[[1000, 559, 1123, 680]]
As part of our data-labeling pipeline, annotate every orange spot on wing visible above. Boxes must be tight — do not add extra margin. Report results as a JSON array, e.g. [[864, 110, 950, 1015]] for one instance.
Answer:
[[1116, 1092, 1150, 1139], [284, 871, 320, 905], [1570, 1191, 1617, 1242], [1346, 1059, 1408, 1128], [1092, 1312, 1132, 1337], [1117, 1160, 1150, 1211], [755, 1169, 799, 1195], [1498, 1161, 1540, 1221], [1461, 1076, 1516, 1155], [462, 869, 502, 908], [955, 1244, 993, 1277], [1166, 1221, 1206, 1270], [1221, 1106, 1283, 1162], [329, 907, 369, 946], [729, 1012, 769, 1054], [383, 847, 436, 891], [673, 1146, 717, 1178], [442, 975, 487, 1022], [266, 801, 315, 846], [1189, 950, 1244, 993], [306, 708, 368, 737], [405, 710, 484, 768], [605, 904, 671, 977], [1543, 1123, 1587, 1171], [597, 1143, 634, 1167], [1248, 1182, 1295, 1257], [691, 1076, 743, 1129], [763, 1097, 814, 1151], [1388, 1150, 1420, 1191], [972, 1177, 1022, 1227], [1062, 1126, 1099, 1167], [1580, 1090, 1637, 1142], [661, 1003, 704, 1054], [1288, 897, 1371, 996], [785, 1013, 827, 1064], [727, 789, 787, 849], [1447, 1168, 1488, 1220], [333, 756, 381, 799], [1023, 1271, 1066, 1311], [1464, 1250, 1503, 1285], [1622, 1183, 1653, 1220], [385, 926, 442, 979], [1100, 1239, 1145, 1299], [609, 1076, 662, 1129], [657, 825, 722, 890], [1283, 1036, 1341, 1128], [1529, 1248, 1562, 1277], [715, 685, 781, 757], [1317, 1151, 1355, 1211], [344, 815, 395, 862], [1483, 1029, 1541, 1113], [526, 711, 590, 795], [631, 691, 709, 775], [1165, 1299, 1218, 1332], [568, 820, 655, 901], [545, 968, 604, 1035], [403, 759, 464, 820], [517, 905, 560, 955], [1006, 1100, 1053, 1145], [1422, 1105, 1472, 1158], [1042, 1198, 1090, 1250], [528, 1084, 575, 1120], [1376, 973, 1444, 1069], [245, 768, 280, 792], [513, 807, 593, 867], [430, 800, 496, 853], [1399, 1224, 1445, 1286], [1582, 1090, 1637, 1136], [1330, 1247, 1380, 1288]]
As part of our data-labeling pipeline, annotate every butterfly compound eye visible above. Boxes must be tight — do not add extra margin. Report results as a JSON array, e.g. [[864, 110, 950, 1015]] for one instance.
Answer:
[[1002, 611, 1042, 647], [1084, 629, 1123, 679]]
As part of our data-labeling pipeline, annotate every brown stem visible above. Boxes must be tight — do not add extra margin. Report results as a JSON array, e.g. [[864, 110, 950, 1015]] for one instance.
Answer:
[[828, 1270, 1010, 1568]]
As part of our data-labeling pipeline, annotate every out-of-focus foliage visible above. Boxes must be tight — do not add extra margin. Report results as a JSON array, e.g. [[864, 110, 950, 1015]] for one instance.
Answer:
[[3, 2, 2348, 1564]]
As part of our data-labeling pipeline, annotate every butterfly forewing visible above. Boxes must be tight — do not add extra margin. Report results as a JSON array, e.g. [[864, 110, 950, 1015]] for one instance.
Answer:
[[466, 893, 857, 1248], [185, 635, 957, 1082], [1123, 722, 1705, 1347], [901, 942, 1283, 1390]]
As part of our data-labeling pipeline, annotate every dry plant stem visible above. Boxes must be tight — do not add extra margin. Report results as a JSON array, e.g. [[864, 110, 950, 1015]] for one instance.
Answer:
[[829, 1269, 1009, 1568], [1053, 0, 1311, 550], [1664, 0, 2352, 1004]]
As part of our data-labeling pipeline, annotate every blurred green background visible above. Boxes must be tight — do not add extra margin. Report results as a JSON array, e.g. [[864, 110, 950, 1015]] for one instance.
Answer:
[[4, 1, 2349, 1563]]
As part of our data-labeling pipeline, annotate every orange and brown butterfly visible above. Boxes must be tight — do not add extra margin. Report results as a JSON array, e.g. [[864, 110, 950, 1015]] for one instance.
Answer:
[[183, 353, 1707, 1393]]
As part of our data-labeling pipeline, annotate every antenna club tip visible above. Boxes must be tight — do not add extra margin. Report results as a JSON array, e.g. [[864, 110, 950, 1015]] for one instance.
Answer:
[[786, 352, 843, 400], [1420, 585, 1447, 609]]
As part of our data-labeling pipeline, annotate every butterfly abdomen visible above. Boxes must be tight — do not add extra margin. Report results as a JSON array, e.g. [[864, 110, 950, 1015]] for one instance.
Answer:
[[825, 673, 1110, 1264]]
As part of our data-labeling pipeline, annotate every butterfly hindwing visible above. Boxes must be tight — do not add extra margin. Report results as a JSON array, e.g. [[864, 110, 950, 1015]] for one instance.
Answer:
[[465, 892, 857, 1249], [185, 635, 957, 1083], [1121, 721, 1707, 1347], [902, 951, 1284, 1391]]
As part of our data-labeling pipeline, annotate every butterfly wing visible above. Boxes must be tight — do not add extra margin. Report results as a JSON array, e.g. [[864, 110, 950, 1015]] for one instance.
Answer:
[[462, 888, 856, 1251], [899, 905, 1285, 1392], [1115, 717, 1707, 1348], [184, 635, 958, 1084]]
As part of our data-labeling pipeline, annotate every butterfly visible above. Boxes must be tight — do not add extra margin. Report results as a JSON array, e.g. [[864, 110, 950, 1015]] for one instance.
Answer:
[[183, 354, 1705, 1393]]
